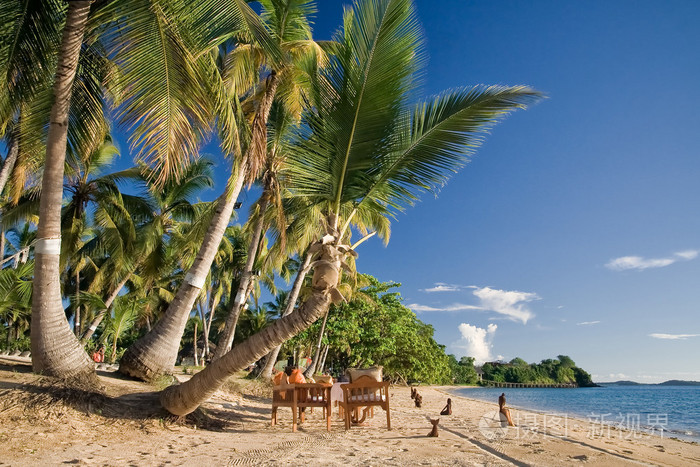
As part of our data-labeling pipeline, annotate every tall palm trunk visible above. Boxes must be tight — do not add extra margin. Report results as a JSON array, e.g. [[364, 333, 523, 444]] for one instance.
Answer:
[[30, 1, 96, 381], [119, 72, 279, 382], [319, 343, 329, 373], [118, 179, 244, 380], [260, 252, 312, 379], [303, 307, 329, 378], [213, 197, 269, 360], [80, 271, 132, 344], [160, 245, 335, 415], [0, 136, 18, 198], [193, 321, 199, 367], [74, 270, 81, 336], [0, 230, 5, 263], [202, 289, 220, 360]]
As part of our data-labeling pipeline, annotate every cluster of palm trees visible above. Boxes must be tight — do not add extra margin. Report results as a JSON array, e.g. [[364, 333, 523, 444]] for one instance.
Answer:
[[0, 0, 540, 416]]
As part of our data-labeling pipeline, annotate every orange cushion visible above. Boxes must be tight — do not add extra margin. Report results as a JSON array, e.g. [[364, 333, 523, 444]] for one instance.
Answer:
[[289, 368, 306, 384], [273, 372, 287, 386]]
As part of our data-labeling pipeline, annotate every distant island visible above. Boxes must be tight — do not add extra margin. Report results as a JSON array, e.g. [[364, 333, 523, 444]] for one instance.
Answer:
[[478, 355, 597, 387], [598, 380, 700, 386]]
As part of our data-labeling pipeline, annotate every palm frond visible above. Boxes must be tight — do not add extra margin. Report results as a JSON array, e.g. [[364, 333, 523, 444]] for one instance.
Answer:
[[285, 0, 426, 216], [96, 0, 215, 186], [283, 0, 542, 240], [0, 0, 64, 133], [362, 85, 544, 213]]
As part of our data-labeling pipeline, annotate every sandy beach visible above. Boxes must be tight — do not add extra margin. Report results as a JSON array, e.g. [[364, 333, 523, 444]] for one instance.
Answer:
[[0, 359, 698, 466]]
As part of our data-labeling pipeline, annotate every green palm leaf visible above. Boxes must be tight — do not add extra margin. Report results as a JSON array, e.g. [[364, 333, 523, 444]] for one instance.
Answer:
[[0, 0, 64, 134], [363, 85, 543, 214], [285, 0, 543, 238], [286, 0, 425, 211]]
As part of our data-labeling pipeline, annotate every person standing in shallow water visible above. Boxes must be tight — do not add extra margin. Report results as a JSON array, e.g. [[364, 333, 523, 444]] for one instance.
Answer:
[[499, 393, 515, 426]]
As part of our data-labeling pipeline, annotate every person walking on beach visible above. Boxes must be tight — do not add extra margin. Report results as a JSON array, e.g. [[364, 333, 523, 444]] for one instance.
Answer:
[[498, 393, 515, 426]]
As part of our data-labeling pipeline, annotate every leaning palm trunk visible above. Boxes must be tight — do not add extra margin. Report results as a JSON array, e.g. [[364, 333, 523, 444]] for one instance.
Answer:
[[80, 272, 133, 344], [74, 270, 81, 336], [118, 178, 244, 380], [260, 252, 313, 379], [214, 72, 281, 360], [197, 304, 210, 361], [303, 307, 329, 378], [319, 343, 329, 373], [119, 72, 279, 381], [160, 236, 341, 415], [30, 1, 96, 381], [213, 198, 269, 360], [0, 136, 18, 198], [193, 321, 199, 367]]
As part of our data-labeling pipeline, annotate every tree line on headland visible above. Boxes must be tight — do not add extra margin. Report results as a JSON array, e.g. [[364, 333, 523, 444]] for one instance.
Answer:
[[481, 355, 595, 387]]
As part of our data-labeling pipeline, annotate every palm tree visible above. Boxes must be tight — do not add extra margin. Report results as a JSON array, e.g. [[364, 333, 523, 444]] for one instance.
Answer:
[[30, 0, 97, 381], [214, 94, 313, 360], [159, 0, 541, 416], [0, 0, 65, 198], [213, 0, 328, 357], [60, 136, 125, 336], [119, 0, 316, 381], [100, 296, 140, 363], [80, 159, 215, 344], [259, 288, 293, 378], [12, 0, 278, 381], [0, 258, 33, 348]]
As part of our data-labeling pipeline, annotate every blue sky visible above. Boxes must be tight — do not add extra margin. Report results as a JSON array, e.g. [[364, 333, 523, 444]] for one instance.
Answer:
[[101, 1, 700, 383], [298, 0, 700, 383]]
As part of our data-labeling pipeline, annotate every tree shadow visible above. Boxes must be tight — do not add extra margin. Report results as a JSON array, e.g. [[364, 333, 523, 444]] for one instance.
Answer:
[[0, 363, 283, 433]]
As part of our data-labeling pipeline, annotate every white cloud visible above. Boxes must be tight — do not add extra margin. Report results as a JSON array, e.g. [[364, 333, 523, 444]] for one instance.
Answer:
[[472, 287, 538, 324], [649, 333, 700, 340], [675, 250, 699, 260], [409, 286, 539, 324], [408, 303, 483, 313], [606, 249, 699, 271], [577, 321, 600, 326], [609, 373, 628, 380], [454, 323, 497, 364], [420, 283, 462, 293]]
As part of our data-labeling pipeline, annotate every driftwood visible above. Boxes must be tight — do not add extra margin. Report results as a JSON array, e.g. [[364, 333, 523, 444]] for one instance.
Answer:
[[414, 392, 422, 408], [428, 418, 439, 437]]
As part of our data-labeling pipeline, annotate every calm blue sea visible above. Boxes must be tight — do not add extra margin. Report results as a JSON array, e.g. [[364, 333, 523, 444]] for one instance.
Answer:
[[451, 385, 700, 442]]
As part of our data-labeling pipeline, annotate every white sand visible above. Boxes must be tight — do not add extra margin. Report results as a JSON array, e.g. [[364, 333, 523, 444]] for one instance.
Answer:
[[1, 362, 699, 466]]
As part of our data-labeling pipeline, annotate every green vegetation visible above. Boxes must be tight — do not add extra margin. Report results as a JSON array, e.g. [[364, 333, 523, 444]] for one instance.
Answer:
[[1, 0, 541, 415], [481, 355, 595, 387], [448, 356, 480, 385], [288, 276, 455, 385]]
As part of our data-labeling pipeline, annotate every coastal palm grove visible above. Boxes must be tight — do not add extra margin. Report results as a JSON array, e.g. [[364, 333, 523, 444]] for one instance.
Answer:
[[0, 0, 541, 415]]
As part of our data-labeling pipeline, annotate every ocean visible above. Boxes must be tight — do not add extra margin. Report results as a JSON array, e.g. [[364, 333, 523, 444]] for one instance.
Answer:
[[451, 385, 700, 442]]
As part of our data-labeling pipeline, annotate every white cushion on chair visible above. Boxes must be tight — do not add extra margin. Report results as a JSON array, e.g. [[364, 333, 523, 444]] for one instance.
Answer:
[[349, 394, 386, 402], [346, 366, 383, 382]]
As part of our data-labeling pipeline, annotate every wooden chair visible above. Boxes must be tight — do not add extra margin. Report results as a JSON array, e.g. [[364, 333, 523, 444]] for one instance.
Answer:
[[338, 375, 391, 430], [271, 383, 332, 432]]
